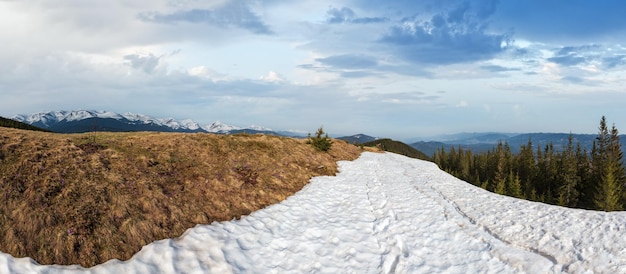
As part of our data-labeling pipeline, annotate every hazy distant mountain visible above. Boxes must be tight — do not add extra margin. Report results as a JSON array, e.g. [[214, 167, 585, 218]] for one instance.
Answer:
[[411, 132, 626, 156], [11, 110, 304, 136], [429, 132, 518, 144], [337, 134, 377, 144]]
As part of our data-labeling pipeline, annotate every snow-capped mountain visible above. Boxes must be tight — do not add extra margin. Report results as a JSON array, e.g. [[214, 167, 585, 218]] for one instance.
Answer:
[[337, 134, 377, 144], [204, 121, 242, 133], [11, 110, 287, 135]]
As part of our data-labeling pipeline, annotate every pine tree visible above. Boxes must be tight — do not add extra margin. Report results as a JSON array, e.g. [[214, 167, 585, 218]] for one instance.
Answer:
[[448, 146, 458, 174], [575, 142, 593, 208], [592, 116, 611, 179], [508, 171, 524, 199], [536, 143, 558, 203], [434, 146, 447, 170], [493, 142, 508, 193], [517, 138, 536, 198], [495, 177, 506, 195], [610, 124, 625, 192], [557, 134, 580, 207], [307, 127, 333, 152], [458, 146, 472, 180], [591, 117, 625, 211], [595, 160, 623, 211]]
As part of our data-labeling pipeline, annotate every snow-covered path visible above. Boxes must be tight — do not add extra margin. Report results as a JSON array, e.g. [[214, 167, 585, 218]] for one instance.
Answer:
[[2, 152, 626, 273]]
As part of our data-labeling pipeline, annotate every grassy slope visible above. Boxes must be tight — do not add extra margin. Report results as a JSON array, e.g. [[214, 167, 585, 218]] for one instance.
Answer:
[[0, 116, 50, 132], [0, 128, 364, 267]]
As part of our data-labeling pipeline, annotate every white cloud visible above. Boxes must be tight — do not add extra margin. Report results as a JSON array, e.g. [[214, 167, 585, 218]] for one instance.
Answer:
[[456, 100, 469, 108], [2, 0, 626, 138], [260, 71, 286, 83]]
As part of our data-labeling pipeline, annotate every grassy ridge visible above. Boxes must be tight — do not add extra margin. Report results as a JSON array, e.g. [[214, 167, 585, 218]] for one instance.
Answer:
[[0, 128, 363, 267]]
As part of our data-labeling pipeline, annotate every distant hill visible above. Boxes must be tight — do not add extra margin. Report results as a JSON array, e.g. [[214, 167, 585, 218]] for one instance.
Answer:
[[0, 116, 50, 132], [409, 141, 445, 157], [363, 138, 431, 161], [410, 141, 497, 157], [506, 133, 598, 152], [409, 132, 518, 144], [411, 132, 626, 156], [337, 134, 377, 144]]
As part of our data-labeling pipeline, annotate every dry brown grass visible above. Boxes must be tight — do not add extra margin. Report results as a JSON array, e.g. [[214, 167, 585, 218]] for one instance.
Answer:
[[0, 128, 365, 267]]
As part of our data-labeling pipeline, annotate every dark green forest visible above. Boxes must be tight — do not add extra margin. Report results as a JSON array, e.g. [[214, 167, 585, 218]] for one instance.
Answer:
[[434, 116, 625, 211]]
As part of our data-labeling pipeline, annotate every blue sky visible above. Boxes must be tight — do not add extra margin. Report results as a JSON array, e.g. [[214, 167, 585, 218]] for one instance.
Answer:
[[1, 0, 626, 139]]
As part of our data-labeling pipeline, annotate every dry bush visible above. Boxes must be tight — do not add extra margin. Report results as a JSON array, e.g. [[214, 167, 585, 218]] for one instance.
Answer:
[[0, 128, 361, 267]]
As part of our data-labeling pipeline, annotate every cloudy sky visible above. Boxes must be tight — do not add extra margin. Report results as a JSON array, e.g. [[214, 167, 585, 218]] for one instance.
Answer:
[[1, 0, 626, 139]]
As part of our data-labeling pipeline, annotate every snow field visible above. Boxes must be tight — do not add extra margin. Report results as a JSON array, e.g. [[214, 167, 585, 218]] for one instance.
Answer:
[[1, 152, 625, 273]]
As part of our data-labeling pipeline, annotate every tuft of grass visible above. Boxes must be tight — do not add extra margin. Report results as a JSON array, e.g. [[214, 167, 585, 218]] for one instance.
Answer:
[[0, 128, 361, 267]]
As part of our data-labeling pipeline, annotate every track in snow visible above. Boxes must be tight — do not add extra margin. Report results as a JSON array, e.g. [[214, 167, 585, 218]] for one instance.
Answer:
[[4, 152, 626, 273]]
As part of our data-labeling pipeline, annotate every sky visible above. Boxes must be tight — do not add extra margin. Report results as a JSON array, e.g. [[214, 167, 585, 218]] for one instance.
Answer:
[[1, 0, 626, 139]]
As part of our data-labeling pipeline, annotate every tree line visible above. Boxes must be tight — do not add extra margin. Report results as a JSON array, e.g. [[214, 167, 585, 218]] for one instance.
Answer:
[[433, 116, 625, 211]]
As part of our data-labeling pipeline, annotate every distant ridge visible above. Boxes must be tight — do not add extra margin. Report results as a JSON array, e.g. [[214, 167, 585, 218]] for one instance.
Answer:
[[410, 132, 625, 156], [337, 134, 377, 144], [11, 110, 306, 137]]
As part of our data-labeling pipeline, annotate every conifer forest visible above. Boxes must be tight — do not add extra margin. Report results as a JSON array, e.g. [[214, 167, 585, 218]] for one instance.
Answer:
[[434, 116, 625, 211]]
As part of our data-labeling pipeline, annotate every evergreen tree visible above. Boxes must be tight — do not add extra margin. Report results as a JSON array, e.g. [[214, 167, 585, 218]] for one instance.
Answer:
[[492, 142, 508, 192], [592, 116, 610, 181], [591, 117, 625, 211], [448, 146, 458, 174], [434, 146, 448, 171], [536, 143, 558, 203], [458, 146, 472, 180], [609, 124, 626, 194], [307, 127, 333, 152], [517, 138, 536, 198], [594, 160, 623, 211], [495, 176, 507, 195], [557, 134, 579, 207], [508, 171, 524, 199], [575, 142, 593, 208]]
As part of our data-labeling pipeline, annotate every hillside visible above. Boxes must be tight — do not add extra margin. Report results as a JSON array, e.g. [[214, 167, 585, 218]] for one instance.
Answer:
[[0, 116, 49, 132], [363, 138, 431, 161], [0, 128, 364, 267]]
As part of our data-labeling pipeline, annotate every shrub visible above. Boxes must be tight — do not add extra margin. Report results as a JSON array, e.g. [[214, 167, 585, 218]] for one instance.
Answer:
[[307, 127, 333, 152]]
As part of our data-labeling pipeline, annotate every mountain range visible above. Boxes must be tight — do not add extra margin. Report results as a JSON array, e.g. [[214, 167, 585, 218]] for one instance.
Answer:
[[11, 110, 304, 136], [10, 110, 623, 158], [410, 132, 624, 156]]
